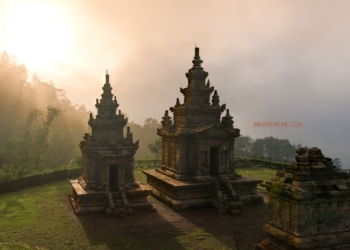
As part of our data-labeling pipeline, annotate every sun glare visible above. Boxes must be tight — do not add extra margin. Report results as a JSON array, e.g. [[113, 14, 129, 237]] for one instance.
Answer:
[[3, 2, 70, 68]]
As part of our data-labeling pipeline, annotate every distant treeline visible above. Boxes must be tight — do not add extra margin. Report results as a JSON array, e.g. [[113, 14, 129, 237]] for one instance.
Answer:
[[234, 135, 342, 168], [127, 118, 161, 159], [234, 135, 300, 163], [0, 51, 89, 176]]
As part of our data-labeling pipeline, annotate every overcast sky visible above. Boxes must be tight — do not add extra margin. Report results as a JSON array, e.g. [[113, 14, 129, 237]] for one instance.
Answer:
[[1, 0, 349, 167]]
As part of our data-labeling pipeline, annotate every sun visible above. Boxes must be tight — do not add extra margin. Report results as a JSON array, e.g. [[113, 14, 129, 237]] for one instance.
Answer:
[[2, 2, 70, 68]]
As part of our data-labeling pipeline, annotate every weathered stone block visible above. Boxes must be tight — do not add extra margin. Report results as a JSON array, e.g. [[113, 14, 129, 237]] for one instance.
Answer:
[[257, 147, 350, 249]]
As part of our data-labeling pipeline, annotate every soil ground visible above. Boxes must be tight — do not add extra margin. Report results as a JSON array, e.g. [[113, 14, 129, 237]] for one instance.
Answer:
[[65, 190, 269, 250]]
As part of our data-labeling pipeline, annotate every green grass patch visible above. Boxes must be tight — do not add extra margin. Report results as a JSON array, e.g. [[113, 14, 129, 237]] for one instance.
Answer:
[[135, 158, 161, 169], [0, 181, 83, 250], [134, 164, 156, 184], [0, 242, 48, 250], [0, 180, 226, 250], [235, 167, 277, 183], [0, 167, 274, 249], [177, 228, 211, 242], [134, 169, 147, 184]]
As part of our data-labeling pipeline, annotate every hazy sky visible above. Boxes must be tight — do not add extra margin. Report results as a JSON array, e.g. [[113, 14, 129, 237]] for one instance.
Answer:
[[0, 0, 349, 167]]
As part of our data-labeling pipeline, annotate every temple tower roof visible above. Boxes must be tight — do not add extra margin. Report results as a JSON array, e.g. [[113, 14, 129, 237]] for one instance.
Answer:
[[88, 72, 128, 141], [167, 47, 227, 128], [93, 72, 120, 119]]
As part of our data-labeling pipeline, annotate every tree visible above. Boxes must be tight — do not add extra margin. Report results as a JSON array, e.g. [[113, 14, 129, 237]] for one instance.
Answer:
[[250, 136, 297, 162], [234, 135, 253, 157], [148, 138, 162, 165], [127, 118, 161, 159], [0, 56, 91, 174], [0, 51, 10, 65], [144, 117, 160, 129], [1, 106, 62, 175], [0, 53, 29, 139], [333, 158, 342, 169]]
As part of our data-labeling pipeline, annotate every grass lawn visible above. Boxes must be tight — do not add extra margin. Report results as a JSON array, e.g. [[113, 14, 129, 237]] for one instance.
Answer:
[[0, 181, 91, 250], [0, 166, 274, 249], [0, 180, 237, 250], [234, 167, 277, 183], [134, 167, 149, 184]]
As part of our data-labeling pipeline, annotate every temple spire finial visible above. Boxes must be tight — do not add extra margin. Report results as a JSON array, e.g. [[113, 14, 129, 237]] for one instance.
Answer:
[[192, 46, 202, 67], [106, 70, 110, 84], [206, 79, 210, 87], [221, 109, 234, 128], [212, 90, 220, 106]]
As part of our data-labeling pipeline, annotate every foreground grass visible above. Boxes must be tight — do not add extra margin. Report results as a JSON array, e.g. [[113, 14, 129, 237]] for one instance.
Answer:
[[0, 181, 157, 250], [0, 181, 83, 250], [0, 167, 272, 249], [0, 242, 47, 250], [0, 180, 235, 250]]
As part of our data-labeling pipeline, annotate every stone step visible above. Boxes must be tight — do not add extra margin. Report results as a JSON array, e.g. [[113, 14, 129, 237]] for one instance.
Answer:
[[229, 209, 242, 216], [210, 202, 229, 214], [112, 199, 124, 204]]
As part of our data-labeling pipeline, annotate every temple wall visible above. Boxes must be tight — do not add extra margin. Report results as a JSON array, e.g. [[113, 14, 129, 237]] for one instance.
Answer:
[[186, 141, 196, 174], [127, 156, 136, 181], [87, 158, 96, 182], [228, 141, 235, 172], [174, 114, 186, 127], [186, 114, 219, 126], [268, 194, 350, 237], [162, 139, 180, 173], [160, 137, 234, 178]]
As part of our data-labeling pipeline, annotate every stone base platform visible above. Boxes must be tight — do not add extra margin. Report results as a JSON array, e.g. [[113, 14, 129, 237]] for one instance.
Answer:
[[142, 169, 263, 210], [257, 226, 350, 250], [69, 180, 153, 215]]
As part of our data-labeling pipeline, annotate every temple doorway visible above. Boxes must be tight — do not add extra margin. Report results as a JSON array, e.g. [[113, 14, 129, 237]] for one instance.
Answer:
[[109, 165, 118, 190], [210, 147, 219, 176]]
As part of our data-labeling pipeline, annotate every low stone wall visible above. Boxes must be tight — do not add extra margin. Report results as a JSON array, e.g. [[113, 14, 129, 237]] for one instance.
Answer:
[[233, 157, 289, 169], [233, 158, 252, 168]]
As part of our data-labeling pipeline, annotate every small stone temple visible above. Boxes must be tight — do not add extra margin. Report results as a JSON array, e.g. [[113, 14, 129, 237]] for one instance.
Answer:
[[143, 48, 262, 214], [69, 72, 153, 217], [258, 147, 350, 249]]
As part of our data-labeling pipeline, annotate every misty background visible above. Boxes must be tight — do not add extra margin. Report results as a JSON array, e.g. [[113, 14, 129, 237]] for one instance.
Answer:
[[0, 0, 349, 169]]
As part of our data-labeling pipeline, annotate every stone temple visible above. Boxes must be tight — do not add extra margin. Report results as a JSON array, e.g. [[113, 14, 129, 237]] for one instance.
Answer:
[[258, 147, 350, 249], [69, 72, 153, 217], [143, 48, 262, 214]]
